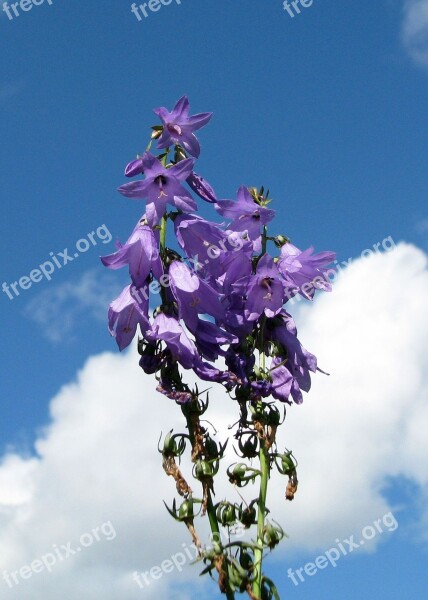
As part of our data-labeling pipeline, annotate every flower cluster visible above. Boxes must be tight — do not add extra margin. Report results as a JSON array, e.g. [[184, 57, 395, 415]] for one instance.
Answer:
[[102, 97, 336, 599], [102, 95, 335, 407]]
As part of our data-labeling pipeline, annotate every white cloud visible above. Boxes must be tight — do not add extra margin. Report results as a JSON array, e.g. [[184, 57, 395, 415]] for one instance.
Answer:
[[1, 242, 428, 597], [402, 0, 428, 66], [24, 269, 123, 343]]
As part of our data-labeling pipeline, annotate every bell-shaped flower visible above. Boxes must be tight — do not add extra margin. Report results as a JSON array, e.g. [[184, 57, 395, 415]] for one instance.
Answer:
[[145, 312, 197, 370], [169, 260, 225, 330], [124, 157, 144, 177], [215, 186, 275, 247], [101, 220, 162, 287], [193, 319, 238, 361], [270, 358, 296, 404], [186, 171, 217, 203], [118, 153, 196, 227], [268, 314, 318, 402], [174, 215, 230, 278], [108, 284, 150, 351], [225, 348, 255, 386], [278, 243, 336, 300], [245, 255, 284, 321], [154, 96, 212, 158]]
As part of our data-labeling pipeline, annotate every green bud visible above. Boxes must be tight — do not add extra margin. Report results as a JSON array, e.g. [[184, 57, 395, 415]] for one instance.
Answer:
[[194, 460, 214, 479], [263, 523, 283, 549], [178, 499, 195, 521], [282, 453, 295, 473], [217, 502, 237, 526]]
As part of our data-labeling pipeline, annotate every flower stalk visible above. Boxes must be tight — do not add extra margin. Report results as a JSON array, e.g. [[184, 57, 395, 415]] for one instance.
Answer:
[[252, 437, 270, 598], [102, 95, 336, 599]]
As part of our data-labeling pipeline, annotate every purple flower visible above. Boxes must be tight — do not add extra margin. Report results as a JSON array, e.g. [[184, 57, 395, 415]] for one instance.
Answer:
[[174, 214, 228, 277], [118, 153, 196, 227], [267, 314, 318, 403], [143, 311, 235, 386], [145, 313, 197, 369], [101, 220, 162, 287], [219, 250, 254, 335], [193, 319, 237, 361], [108, 285, 149, 351], [186, 172, 217, 203], [124, 157, 144, 177], [278, 243, 336, 301], [225, 348, 255, 385], [154, 96, 213, 158], [139, 349, 161, 375], [245, 255, 284, 321], [192, 359, 236, 386], [251, 379, 273, 399], [270, 358, 294, 404], [168, 260, 225, 330], [215, 186, 275, 246]]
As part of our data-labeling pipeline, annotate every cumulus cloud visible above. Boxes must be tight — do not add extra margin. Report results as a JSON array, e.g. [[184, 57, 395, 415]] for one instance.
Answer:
[[402, 0, 428, 66], [1, 242, 428, 598]]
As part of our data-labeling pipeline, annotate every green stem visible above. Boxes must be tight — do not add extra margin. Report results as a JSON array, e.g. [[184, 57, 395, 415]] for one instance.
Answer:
[[182, 404, 235, 600], [261, 225, 268, 255], [159, 214, 168, 305], [252, 439, 270, 599], [160, 214, 167, 255], [259, 315, 266, 374], [207, 493, 235, 600]]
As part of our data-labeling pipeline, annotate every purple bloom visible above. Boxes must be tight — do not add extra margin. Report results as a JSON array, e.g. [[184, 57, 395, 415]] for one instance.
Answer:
[[267, 313, 318, 403], [154, 96, 212, 158], [101, 220, 162, 287], [245, 255, 284, 321], [251, 379, 273, 399], [145, 313, 197, 369], [193, 319, 237, 361], [186, 172, 217, 203], [108, 285, 150, 351], [192, 359, 236, 386], [174, 214, 228, 278], [215, 186, 275, 247], [219, 251, 254, 336], [139, 342, 161, 375], [278, 243, 336, 301], [225, 348, 255, 385], [270, 358, 294, 404], [168, 260, 225, 330], [118, 153, 196, 227], [124, 157, 144, 177]]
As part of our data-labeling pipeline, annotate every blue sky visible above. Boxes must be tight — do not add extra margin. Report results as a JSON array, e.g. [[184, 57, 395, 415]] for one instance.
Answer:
[[0, 1, 427, 599]]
